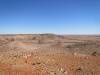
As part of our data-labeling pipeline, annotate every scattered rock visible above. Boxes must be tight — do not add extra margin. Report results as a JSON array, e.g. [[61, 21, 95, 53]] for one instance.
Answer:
[[76, 67, 82, 71]]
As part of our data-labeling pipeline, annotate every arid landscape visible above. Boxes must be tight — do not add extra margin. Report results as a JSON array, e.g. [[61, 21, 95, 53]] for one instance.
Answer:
[[0, 34, 100, 75]]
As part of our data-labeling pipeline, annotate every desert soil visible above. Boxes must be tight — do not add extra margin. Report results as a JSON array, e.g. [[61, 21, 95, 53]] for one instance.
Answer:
[[0, 34, 100, 75]]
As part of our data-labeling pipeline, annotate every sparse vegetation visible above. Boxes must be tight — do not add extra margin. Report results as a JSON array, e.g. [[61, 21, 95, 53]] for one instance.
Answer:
[[0, 34, 100, 75]]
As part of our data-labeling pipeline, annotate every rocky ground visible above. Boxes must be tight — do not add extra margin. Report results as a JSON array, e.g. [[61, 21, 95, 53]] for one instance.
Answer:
[[0, 34, 100, 75]]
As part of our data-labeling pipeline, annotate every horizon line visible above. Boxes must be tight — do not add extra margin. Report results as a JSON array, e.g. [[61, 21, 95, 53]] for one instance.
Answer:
[[0, 33, 100, 36]]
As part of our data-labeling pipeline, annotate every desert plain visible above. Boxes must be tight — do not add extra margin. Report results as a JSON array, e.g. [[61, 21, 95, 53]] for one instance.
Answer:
[[0, 34, 100, 75]]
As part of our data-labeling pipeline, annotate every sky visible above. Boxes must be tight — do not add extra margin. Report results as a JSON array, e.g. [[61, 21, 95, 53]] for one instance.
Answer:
[[0, 0, 100, 34]]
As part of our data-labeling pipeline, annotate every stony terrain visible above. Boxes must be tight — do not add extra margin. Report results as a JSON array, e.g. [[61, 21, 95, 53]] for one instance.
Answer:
[[0, 34, 100, 75]]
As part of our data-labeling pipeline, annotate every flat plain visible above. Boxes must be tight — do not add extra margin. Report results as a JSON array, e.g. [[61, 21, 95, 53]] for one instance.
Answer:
[[0, 34, 100, 75]]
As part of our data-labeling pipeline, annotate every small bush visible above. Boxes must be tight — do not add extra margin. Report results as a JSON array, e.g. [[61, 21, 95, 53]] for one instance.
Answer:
[[91, 51, 97, 56]]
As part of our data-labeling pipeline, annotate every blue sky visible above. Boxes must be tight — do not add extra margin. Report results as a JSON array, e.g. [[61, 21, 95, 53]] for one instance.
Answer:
[[0, 0, 100, 34]]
